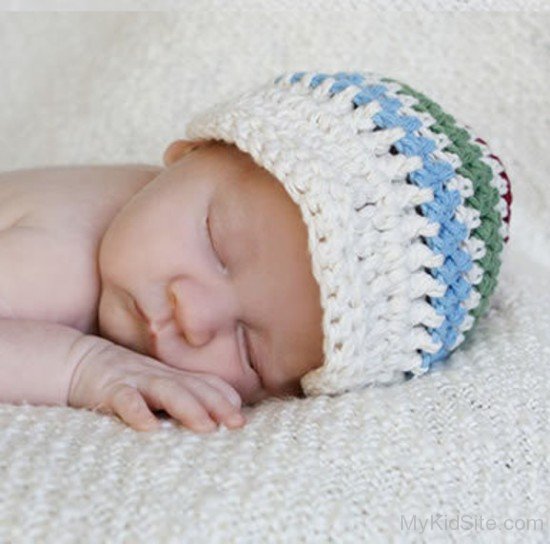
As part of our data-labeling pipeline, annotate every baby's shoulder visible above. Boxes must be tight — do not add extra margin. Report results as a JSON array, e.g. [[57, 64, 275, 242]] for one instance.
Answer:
[[0, 164, 160, 233], [0, 164, 160, 331]]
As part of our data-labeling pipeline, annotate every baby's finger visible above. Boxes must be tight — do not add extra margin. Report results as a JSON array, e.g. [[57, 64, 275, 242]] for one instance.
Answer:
[[182, 376, 246, 429], [193, 373, 243, 409], [109, 384, 160, 432], [142, 378, 217, 433]]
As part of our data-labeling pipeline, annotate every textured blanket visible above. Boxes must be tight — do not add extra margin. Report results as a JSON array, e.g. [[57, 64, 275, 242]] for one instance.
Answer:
[[0, 7, 548, 543]]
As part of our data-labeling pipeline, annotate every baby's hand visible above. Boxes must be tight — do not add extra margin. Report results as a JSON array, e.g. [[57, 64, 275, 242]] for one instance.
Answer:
[[68, 337, 245, 433]]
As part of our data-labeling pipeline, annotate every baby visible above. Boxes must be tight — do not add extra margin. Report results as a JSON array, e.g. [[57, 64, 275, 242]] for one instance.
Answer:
[[0, 138, 325, 433], [0, 71, 512, 434]]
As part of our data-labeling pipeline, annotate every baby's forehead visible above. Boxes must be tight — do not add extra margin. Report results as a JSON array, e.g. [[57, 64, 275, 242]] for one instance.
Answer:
[[190, 143, 289, 214], [196, 140, 305, 242]]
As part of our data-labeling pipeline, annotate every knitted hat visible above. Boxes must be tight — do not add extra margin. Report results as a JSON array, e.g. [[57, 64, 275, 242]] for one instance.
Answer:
[[185, 71, 513, 397]]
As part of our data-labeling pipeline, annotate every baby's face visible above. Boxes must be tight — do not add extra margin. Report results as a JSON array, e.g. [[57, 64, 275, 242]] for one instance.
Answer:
[[97, 140, 324, 405]]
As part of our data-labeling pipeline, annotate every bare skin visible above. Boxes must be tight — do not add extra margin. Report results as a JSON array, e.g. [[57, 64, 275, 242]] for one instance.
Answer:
[[0, 139, 324, 432]]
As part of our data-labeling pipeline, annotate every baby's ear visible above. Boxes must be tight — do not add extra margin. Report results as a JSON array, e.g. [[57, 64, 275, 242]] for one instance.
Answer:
[[162, 139, 205, 167]]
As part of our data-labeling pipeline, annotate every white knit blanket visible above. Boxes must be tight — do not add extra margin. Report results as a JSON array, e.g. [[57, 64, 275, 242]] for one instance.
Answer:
[[0, 7, 548, 543]]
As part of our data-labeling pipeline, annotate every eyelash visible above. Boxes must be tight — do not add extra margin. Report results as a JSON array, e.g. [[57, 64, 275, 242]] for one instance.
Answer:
[[242, 325, 258, 374], [206, 215, 259, 379], [205, 214, 227, 274]]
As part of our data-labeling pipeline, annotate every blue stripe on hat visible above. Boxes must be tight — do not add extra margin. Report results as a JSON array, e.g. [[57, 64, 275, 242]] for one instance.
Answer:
[[281, 71, 474, 370]]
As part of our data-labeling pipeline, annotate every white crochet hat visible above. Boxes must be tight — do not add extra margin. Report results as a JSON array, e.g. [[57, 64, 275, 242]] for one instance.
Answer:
[[185, 71, 512, 397]]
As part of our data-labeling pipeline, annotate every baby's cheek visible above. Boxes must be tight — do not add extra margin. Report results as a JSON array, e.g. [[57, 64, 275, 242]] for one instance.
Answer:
[[97, 292, 141, 352]]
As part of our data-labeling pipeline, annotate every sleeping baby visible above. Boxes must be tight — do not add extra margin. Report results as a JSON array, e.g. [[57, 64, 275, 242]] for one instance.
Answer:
[[0, 71, 512, 433]]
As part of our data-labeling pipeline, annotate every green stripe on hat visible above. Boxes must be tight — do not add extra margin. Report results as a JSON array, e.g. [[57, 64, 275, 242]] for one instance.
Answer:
[[382, 78, 504, 321]]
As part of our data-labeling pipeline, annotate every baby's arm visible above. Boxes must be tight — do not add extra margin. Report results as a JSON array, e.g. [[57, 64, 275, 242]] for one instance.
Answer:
[[0, 319, 246, 432], [0, 318, 86, 406]]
